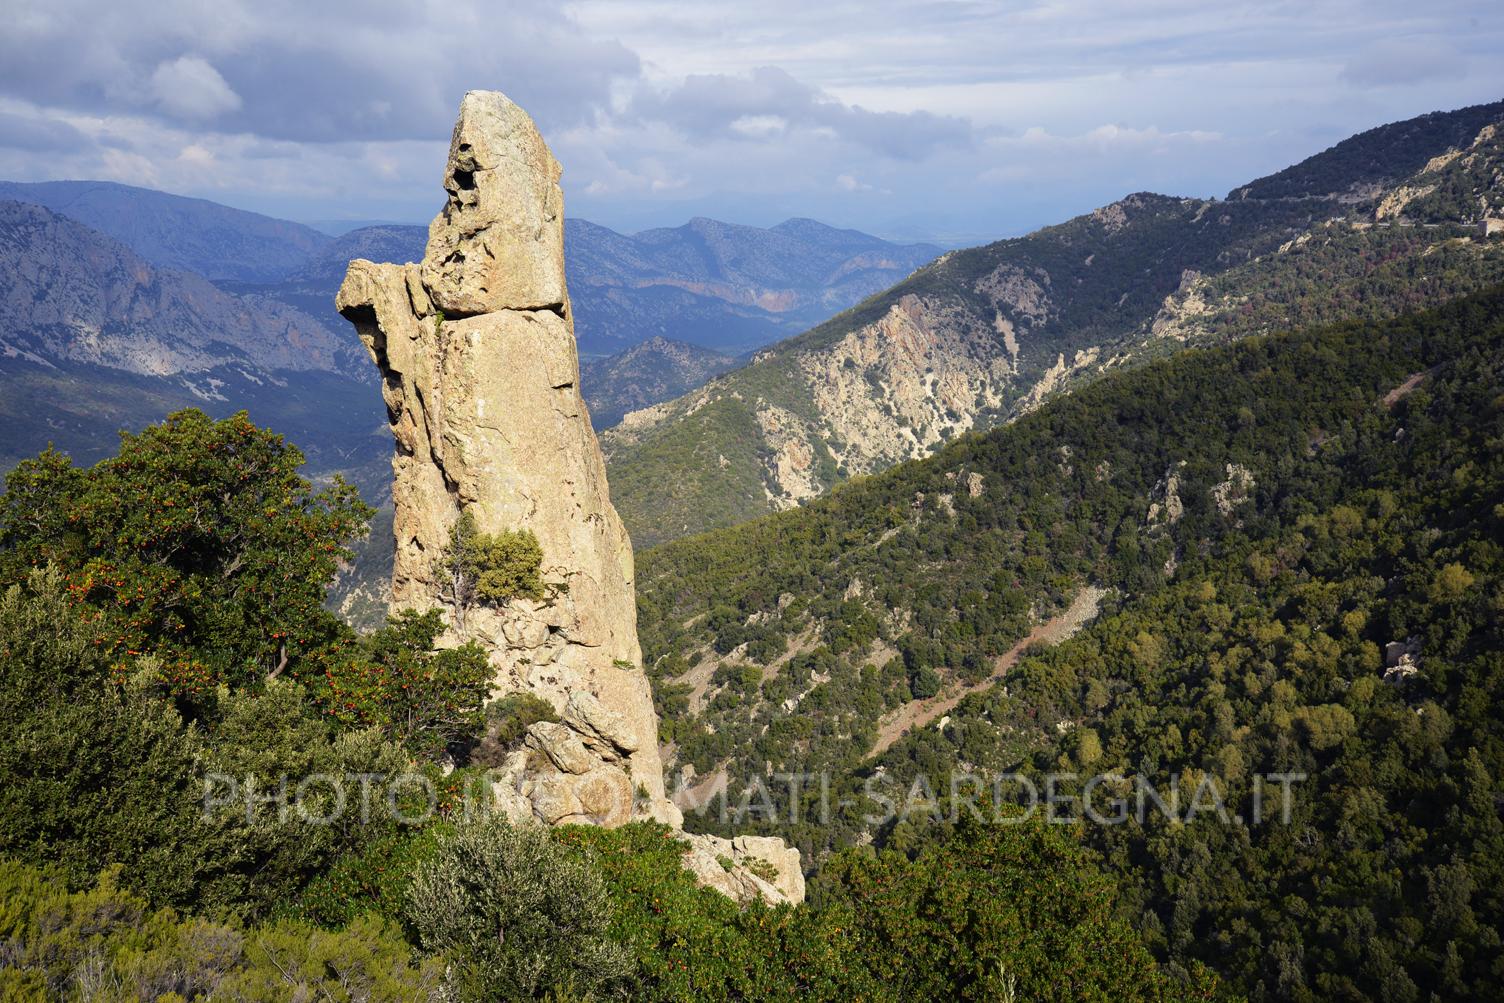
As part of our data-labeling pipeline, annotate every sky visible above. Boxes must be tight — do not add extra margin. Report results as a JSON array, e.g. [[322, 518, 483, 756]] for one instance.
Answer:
[[1, 1, 1502, 245]]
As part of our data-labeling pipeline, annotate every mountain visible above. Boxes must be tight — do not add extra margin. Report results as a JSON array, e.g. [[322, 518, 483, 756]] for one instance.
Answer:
[[580, 337, 738, 428], [602, 99, 1504, 549], [0, 180, 331, 282], [280, 223, 429, 294], [0, 200, 384, 473], [252, 215, 941, 358], [567, 216, 942, 354], [634, 284, 1504, 999], [0, 175, 935, 476], [0, 181, 936, 360]]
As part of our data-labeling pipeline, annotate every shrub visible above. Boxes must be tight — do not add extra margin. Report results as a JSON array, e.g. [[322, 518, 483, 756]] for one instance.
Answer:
[[293, 827, 446, 928], [407, 819, 632, 1001], [310, 608, 493, 759], [471, 691, 560, 767], [557, 823, 880, 1002], [0, 858, 443, 1002], [441, 511, 546, 617], [0, 568, 227, 908]]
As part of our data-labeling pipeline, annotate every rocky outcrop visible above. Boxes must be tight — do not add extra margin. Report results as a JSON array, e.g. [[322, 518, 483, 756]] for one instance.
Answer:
[[337, 91, 801, 905]]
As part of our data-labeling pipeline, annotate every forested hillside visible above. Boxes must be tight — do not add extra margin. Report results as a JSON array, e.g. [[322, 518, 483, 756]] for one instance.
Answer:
[[634, 286, 1504, 998], [605, 99, 1504, 548], [0, 414, 1211, 1002]]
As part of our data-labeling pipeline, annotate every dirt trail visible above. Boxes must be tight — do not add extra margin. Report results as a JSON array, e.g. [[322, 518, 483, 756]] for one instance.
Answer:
[[868, 586, 1107, 758], [1382, 370, 1429, 408]]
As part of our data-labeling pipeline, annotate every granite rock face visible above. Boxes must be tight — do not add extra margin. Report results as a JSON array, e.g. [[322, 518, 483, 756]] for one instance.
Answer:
[[337, 91, 800, 904]]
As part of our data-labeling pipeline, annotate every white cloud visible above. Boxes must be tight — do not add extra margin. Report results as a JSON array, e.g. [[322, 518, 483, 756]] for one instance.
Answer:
[[631, 66, 973, 160], [150, 56, 242, 121]]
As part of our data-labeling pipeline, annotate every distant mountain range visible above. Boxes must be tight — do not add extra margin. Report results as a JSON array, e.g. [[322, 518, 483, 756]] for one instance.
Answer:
[[564, 216, 941, 355], [602, 99, 1504, 547], [0, 199, 383, 475], [0, 180, 330, 283], [0, 182, 934, 477], [0, 179, 938, 355]]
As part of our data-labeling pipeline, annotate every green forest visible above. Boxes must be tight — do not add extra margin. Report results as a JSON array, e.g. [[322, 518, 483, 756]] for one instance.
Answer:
[[0, 412, 1212, 1000], [634, 287, 1504, 1000], [4, 244, 1504, 999]]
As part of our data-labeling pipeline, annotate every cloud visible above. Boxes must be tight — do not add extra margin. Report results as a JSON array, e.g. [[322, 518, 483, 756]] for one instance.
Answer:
[[0, 0, 1500, 243], [150, 56, 242, 121], [0, 0, 640, 142], [0, 108, 87, 152], [632, 66, 972, 160]]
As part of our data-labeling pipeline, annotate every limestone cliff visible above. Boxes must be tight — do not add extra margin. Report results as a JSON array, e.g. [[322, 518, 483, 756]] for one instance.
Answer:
[[337, 91, 801, 905]]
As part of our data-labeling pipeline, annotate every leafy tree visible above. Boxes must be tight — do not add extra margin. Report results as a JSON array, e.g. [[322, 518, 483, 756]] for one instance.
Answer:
[[308, 609, 492, 759], [0, 409, 372, 693], [407, 819, 633, 1001], [439, 511, 546, 626], [0, 567, 230, 908]]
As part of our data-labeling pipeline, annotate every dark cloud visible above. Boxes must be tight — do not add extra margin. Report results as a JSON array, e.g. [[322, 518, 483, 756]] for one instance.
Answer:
[[632, 67, 973, 160], [0, 0, 639, 142]]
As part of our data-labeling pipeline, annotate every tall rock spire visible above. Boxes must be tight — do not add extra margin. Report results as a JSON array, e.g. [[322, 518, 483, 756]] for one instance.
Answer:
[[337, 91, 803, 905], [337, 90, 675, 828]]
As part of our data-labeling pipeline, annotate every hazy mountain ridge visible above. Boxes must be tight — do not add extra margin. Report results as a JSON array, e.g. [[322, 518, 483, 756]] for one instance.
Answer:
[[255, 215, 941, 357], [580, 337, 738, 428], [0, 201, 364, 379], [0, 181, 932, 481], [0, 200, 385, 471], [602, 99, 1504, 549], [0, 180, 331, 283]]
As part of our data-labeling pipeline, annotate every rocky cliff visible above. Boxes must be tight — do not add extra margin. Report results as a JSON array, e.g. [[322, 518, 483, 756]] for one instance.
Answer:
[[337, 91, 801, 905]]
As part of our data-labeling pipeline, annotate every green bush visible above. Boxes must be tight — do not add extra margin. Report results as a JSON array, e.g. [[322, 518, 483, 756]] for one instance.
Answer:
[[0, 568, 229, 909], [407, 819, 632, 1001], [557, 823, 881, 1002], [0, 409, 371, 693], [0, 857, 444, 1002], [472, 691, 560, 767], [310, 608, 493, 759], [441, 511, 546, 612]]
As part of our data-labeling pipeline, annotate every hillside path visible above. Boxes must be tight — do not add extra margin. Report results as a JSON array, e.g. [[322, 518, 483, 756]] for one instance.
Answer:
[[868, 586, 1107, 758]]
